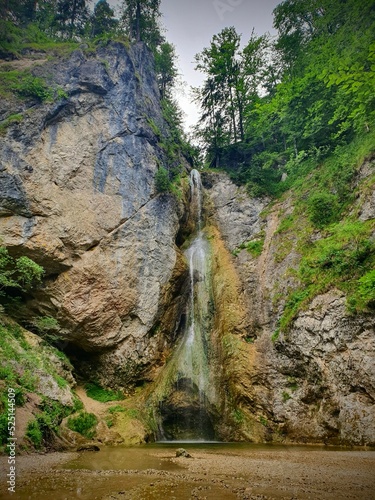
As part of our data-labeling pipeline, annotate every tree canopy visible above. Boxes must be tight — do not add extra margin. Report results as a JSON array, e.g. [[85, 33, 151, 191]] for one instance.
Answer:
[[194, 0, 375, 194], [120, 0, 162, 46]]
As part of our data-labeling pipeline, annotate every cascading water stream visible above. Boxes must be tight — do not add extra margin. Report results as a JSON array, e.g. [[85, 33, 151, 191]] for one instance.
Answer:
[[155, 169, 218, 441]]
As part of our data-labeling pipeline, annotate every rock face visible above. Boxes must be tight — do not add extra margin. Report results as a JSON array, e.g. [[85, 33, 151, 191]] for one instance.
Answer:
[[202, 172, 267, 251], [205, 169, 375, 446], [0, 42, 188, 386], [1, 42, 374, 447]]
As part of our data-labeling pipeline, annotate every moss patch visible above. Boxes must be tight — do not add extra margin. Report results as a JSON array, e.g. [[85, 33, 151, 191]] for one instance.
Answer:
[[85, 382, 124, 403]]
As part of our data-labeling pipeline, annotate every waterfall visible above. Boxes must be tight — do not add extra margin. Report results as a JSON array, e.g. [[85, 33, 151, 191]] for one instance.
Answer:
[[155, 169, 217, 441], [190, 168, 202, 229]]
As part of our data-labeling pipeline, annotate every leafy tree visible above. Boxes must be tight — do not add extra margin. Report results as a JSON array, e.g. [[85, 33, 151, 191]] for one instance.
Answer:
[[0, 247, 44, 298], [195, 27, 271, 169], [193, 78, 229, 168], [120, 0, 162, 47], [195, 27, 242, 143], [155, 166, 171, 193], [54, 0, 89, 38], [0, 0, 39, 24], [91, 0, 118, 37], [154, 42, 177, 99], [194, 0, 375, 195], [240, 31, 270, 140]]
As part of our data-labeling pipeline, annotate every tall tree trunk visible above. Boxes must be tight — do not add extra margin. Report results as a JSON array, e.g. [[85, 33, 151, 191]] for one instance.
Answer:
[[237, 96, 244, 141], [228, 86, 237, 142], [70, 0, 77, 38], [136, 0, 141, 42]]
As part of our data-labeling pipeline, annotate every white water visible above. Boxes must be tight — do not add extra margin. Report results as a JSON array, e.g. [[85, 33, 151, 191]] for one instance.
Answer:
[[178, 170, 213, 400], [155, 169, 217, 440]]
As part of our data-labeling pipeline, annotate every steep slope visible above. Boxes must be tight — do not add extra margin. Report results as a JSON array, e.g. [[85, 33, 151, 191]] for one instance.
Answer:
[[203, 157, 375, 446]]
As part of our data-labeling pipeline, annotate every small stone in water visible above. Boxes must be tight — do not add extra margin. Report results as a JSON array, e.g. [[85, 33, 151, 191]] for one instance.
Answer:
[[176, 448, 192, 458]]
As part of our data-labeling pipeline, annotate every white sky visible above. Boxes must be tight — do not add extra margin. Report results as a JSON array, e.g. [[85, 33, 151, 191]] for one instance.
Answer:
[[108, 0, 281, 132]]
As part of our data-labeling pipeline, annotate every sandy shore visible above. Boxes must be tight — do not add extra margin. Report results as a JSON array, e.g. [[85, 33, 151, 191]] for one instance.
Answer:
[[1, 446, 375, 499]]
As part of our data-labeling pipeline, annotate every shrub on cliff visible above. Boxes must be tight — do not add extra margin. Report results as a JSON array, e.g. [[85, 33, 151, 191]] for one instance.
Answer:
[[308, 192, 338, 228], [0, 247, 44, 299], [155, 166, 171, 193]]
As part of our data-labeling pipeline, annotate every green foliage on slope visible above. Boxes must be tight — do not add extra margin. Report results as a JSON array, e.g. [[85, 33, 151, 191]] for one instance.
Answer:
[[67, 411, 98, 439], [195, 0, 375, 198], [0, 320, 78, 450], [271, 131, 375, 332], [0, 247, 44, 297]]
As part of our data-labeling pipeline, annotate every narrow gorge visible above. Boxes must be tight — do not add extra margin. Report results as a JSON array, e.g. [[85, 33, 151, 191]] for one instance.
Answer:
[[0, 39, 374, 455]]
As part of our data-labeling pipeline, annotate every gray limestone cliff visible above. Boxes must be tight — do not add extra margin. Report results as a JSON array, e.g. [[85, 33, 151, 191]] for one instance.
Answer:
[[0, 42, 189, 388]]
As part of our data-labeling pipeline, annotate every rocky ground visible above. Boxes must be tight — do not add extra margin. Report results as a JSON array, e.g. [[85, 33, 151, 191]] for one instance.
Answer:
[[1, 446, 374, 499]]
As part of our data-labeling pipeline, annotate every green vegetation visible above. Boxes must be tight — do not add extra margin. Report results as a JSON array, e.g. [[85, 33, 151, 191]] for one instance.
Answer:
[[282, 391, 291, 402], [262, 126, 375, 333], [0, 247, 44, 300], [0, 320, 76, 448], [308, 192, 338, 228], [149, 95, 199, 196], [67, 411, 97, 439], [29, 315, 62, 346], [108, 405, 127, 414], [26, 420, 43, 448], [155, 166, 171, 193], [31, 315, 60, 333], [276, 215, 375, 331], [232, 408, 244, 424], [355, 270, 375, 309], [233, 237, 264, 258], [195, 0, 375, 198], [287, 377, 298, 392], [0, 67, 69, 103], [85, 382, 123, 403], [26, 398, 72, 449], [0, 113, 23, 134], [259, 416, 268, 427], [244, 239, 264, 257]]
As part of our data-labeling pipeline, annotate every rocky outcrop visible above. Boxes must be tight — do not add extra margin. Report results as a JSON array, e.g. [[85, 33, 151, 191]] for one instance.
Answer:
[[0, 42, 188, 386], [202, 172, 267, 251], [274, 291, 375, 445], [205, 168, 375, 446]]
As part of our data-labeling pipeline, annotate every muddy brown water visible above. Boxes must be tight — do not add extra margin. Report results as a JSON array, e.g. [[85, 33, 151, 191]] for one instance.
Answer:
[[1, 442, 375, 499]]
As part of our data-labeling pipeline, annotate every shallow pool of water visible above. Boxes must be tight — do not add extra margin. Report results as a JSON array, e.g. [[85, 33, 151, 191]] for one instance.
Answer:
[[2, 442, 374, 500], [62, 441, 362, 473]]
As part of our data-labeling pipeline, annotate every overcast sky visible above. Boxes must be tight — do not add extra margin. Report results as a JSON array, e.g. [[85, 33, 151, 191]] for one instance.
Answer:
[[110, 0, 281, 131]]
